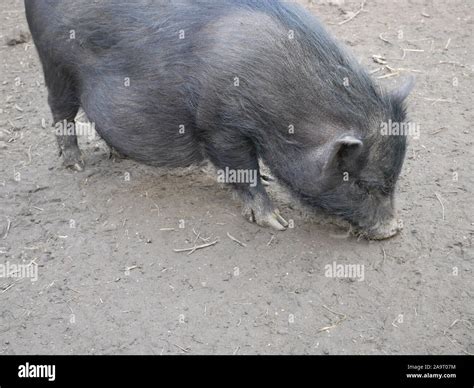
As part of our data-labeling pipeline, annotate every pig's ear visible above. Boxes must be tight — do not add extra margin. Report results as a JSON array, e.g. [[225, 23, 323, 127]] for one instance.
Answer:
[[390, 76, 415, 103], [323, 135, 363, 172]]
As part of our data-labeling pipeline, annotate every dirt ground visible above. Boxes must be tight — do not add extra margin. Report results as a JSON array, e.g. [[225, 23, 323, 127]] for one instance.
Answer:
[[0, 0, 472, 355]]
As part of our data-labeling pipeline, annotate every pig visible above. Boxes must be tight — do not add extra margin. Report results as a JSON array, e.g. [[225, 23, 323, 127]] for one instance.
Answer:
[[25, 0, 414, 240]]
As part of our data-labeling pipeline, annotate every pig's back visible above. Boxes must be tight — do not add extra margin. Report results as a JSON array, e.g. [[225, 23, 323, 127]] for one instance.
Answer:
[[26, 0, 381, 166]]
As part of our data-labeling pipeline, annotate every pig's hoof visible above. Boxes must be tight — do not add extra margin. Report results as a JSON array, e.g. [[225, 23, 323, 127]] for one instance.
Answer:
[[65, 160, 85, 172], [61, 150, 85, 172], [261, 174, 275, 187], [244, 207, 288, 231], [109, 146, 127, 160]]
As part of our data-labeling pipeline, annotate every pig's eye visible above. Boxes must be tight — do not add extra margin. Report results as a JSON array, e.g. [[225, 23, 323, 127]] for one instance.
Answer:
[[357, 180, 389, 195], [357, 180, 375, 189]]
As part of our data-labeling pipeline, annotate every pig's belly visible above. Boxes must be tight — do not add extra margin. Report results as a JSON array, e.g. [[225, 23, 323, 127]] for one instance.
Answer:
[[80, 80, 204, 167]]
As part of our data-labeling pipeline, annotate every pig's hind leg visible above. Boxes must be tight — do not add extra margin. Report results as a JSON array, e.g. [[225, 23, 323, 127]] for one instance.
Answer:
[[206, 134, 288, 231], [45, 67, 84, 171]]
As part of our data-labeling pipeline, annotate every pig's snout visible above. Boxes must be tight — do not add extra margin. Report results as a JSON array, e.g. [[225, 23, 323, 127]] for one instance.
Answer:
[[365, 217, 403, 240]]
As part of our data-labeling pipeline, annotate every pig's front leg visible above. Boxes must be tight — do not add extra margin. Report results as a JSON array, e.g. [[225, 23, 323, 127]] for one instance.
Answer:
[[206, 132, 288, 231], [235, 182, 289, 231]]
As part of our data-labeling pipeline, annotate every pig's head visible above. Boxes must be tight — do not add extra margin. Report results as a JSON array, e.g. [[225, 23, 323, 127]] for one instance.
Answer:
[[295, 78, 414, 240]]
